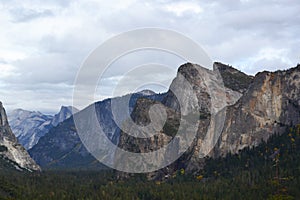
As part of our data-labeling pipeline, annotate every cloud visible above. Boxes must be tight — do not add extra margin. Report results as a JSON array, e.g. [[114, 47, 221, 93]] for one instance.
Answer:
[[9, 8, 53, 23], [163, 2, 203, 16], [0, 83, 73, 114], [0, 0, 299, 112]]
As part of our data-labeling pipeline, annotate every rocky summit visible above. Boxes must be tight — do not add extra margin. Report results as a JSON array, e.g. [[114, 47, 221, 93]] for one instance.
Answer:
[[0, 101, 40, 171]]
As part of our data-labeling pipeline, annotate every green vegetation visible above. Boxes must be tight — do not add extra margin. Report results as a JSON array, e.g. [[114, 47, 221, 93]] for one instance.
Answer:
[[162, 121, 179, 137], [182, 112, 210, 121], [0, 125, 300, 199], [163, 112, 209, 137], [217, 63, 253, 92], [201, 125, 300, 199], [0, 145, 8, 152]]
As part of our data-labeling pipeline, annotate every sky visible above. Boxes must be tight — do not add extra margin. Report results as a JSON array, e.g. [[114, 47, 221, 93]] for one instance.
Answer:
[[0, 0, 299, 114]]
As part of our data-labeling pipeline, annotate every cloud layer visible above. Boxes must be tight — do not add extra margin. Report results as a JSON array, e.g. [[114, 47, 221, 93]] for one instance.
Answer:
[[0, 0, 299, 113]]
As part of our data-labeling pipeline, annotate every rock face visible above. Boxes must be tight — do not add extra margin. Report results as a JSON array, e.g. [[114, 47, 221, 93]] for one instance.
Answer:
[[116, 62, 244, 175], [116, 62, 300, 178], [8, 106, 78, 150], [0, 101, 40, 171], [214, 65, 300, 156]]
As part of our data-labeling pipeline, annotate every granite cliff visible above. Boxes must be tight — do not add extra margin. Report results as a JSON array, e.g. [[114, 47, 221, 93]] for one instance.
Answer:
[[116, 62, 300, 178], [0, 102, 40, 171], [215, 65, 300, 156]]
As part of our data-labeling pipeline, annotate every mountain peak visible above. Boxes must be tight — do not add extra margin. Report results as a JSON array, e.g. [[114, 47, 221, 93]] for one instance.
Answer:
[[51, 106, 78, 127], [60, 105, 78, 111]]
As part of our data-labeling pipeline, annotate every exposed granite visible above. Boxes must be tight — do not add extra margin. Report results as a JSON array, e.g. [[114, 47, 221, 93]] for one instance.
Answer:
[[0, 102, 40, 171]]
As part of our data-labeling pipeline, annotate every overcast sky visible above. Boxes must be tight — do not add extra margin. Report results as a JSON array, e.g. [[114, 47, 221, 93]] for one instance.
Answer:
[[0, 0, 299, 114]]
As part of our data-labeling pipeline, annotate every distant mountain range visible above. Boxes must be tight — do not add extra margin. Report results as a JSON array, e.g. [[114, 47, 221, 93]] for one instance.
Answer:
[[7, 106, 78, 150]]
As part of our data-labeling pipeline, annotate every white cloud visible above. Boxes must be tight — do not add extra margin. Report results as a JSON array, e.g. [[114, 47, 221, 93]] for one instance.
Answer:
[[242, 48, 294, 74], [0, 0, 299, 112], [0, 63, 18, 79], [163, 2, 203, 16]]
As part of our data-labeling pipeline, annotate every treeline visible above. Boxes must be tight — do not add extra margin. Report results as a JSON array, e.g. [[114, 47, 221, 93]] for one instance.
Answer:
[[0, 125, 299, 199]]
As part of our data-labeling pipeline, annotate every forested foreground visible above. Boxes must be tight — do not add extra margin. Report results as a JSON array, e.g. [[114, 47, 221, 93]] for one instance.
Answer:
[[1, 125, 300, 200]]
